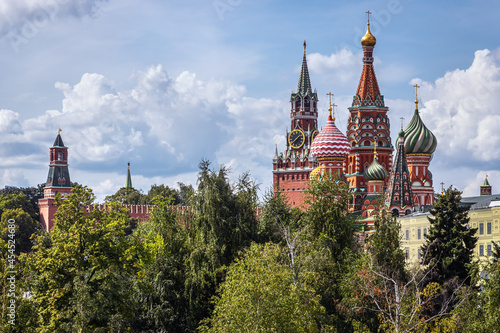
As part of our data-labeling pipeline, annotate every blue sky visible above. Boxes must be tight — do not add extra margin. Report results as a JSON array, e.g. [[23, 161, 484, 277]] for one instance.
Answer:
[[0, 0, 499, 201]]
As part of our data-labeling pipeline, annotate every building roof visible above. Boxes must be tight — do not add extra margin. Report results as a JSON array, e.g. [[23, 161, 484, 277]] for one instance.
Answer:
[[52, 133, 65, 147], [404, 101, 437, 155], [310, 113, 350, 158]]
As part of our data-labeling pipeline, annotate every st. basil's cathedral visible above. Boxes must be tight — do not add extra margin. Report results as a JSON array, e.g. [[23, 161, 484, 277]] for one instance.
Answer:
[[272, 18, 438, 225]]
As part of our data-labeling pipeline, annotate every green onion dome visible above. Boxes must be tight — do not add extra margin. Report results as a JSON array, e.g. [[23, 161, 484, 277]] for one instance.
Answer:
[[404, 105, 437, 155], [363, 157, 387, 181]]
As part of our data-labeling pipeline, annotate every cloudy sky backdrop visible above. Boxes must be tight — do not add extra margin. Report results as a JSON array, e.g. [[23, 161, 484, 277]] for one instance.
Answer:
[[0, 0, 499, 201]]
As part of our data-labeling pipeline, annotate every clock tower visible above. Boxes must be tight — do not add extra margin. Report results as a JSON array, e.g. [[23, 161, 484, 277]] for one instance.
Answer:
[[272, 41, 319, 207]]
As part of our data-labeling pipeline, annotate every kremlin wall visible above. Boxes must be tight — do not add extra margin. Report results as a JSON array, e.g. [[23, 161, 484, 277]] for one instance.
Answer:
[[38, 18, 499, 265]]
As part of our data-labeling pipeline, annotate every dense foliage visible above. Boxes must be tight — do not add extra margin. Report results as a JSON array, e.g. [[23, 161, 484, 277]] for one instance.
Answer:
[[0, 172, 497, 332]]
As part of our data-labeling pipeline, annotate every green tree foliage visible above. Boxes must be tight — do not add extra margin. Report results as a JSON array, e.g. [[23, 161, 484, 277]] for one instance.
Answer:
[[421, 187, 478, 287], [302, 177, 357, 330], [141, 184, 181, 205], [367, 206, 407, 282], [201, 243, 325, 333], [0, 184, 44, 217], [105, 187, 143, 204], [0, 193, 41, 253], [130, 196, 190, 331], [184, 160, 260, 327], [25, 185, 142, 332], [258, 189, 302, 244]]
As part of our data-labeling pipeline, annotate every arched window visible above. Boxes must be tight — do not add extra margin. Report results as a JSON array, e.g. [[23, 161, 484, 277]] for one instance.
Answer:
[[304, 98, 310, 107]]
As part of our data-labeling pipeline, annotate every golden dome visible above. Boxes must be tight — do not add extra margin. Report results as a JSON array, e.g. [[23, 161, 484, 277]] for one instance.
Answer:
[[360, 23, 376, 47], [310, 167, 321, 181]]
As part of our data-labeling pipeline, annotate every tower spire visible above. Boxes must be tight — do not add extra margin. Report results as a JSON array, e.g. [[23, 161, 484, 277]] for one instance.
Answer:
[[126, 162, 132, 189], [297, 40, 312, 96], [353, 12, 382, 107]]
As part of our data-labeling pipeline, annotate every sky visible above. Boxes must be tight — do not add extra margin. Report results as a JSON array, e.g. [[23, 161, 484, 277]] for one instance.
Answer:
[[0, 0, 499, 202]]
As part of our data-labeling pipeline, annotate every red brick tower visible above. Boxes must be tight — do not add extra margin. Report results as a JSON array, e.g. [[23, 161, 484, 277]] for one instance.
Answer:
[[346, 15, 393, 210], [273, 41, 319, 206], [480, 175, 492, 196], [38, 130, 72, 230]]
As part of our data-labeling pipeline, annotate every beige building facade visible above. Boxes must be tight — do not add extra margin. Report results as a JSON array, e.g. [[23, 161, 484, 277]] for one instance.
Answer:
[[399, 194, 500, 264]]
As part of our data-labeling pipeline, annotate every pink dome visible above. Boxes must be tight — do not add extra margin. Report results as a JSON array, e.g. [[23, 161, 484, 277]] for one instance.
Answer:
[[311, 115, 350, 158]]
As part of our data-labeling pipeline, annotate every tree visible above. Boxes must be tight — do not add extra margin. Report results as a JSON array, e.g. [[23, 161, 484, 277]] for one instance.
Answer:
[[184, 160, 260, 327], [105, 187, 143, 204], [25, 185, 142, 332], [129, 196, 190, 331], [201, 243, 325, 332], [420, 186, 478, 317], [367, 205, 407, 282], [141, 184, 181, 205], [345, 250, 470, 333], [0, 184, 44, 217], [0, 193, 42, 253], [301, 177, 357, 331], [258, 189, 302, 244]]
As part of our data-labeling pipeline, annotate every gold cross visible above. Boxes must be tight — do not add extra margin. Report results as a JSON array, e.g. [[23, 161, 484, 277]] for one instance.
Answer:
[[414, 84, 420, 99], [366, 10, 371, 23], [400, 117, 404, 130], [440, 182, 445, 195], [326, 92, 334, 119]]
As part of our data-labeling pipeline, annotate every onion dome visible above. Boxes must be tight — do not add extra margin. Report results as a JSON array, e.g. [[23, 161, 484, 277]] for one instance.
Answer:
[[310, 167, 321, 181], [404, 100, 437, 155], [310, 109, 350, 158], [361, 22, 376, 47], [364, 157, 387, 181]]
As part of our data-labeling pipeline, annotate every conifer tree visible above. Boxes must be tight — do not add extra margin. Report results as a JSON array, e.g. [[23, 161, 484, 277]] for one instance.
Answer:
[[421, 186, 477, 286]]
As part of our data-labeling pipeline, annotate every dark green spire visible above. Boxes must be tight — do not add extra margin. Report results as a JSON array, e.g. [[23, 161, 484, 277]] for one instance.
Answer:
[[126, 162, 132, 189], [297, 40, 312, 96]]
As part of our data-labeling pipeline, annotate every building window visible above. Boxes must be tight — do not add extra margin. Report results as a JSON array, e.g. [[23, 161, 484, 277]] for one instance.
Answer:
[[479, 245, 484, 256], [405, 248, 409, 260], [418, 229, 421, 240], [406, 230, 409, 240], [479, 223, 484, 235], [487, 244, 492, 256], [487, 222, 492, 234], [418, 249, 422, 260], [423, 228, 427, 236]]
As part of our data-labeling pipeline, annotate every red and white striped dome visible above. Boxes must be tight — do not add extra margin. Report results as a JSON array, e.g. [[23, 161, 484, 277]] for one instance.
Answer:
[[311, 114, 350, 158]]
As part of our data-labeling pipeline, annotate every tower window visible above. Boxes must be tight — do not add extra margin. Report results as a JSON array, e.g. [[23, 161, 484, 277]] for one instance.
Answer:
[[58, 151, 63, 161]]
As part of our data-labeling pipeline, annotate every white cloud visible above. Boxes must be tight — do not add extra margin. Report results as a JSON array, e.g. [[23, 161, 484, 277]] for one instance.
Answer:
[[416, 49, 500, 162], [308, 48, 361, 86]]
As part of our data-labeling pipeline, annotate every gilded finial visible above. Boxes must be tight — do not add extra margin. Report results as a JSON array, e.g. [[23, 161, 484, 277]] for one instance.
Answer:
[[440, 182, 445, 195], [303, 40, 306, 53], [58, 128, 62, 134], [400, 117, 404, 130], [373, 141, 378, 159], [361, 11, 376, 47], [326, 92, 335, 121], [414, 84, 420, 110]]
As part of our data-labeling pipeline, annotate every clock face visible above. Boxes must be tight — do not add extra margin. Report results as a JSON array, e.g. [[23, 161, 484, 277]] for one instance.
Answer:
[[288, 129, 305, 149], [311, 130, 319, 143]]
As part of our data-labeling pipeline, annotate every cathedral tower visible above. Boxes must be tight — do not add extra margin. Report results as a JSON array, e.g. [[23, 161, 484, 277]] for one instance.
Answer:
[[385, 126, 414, 216], [404, 86, 437, 207], [273, 41, 319, 206], [38, 131, 72, 230], [346, 14, 393, 210]]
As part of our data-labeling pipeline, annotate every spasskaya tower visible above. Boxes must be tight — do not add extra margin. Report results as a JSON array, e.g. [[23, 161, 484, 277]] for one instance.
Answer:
[[272, 41, 319, 206]]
